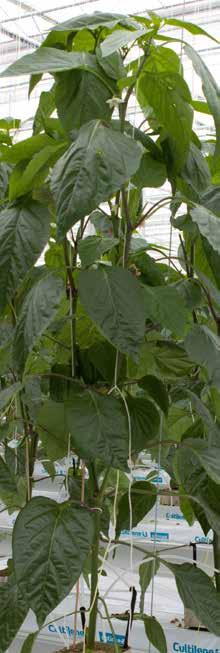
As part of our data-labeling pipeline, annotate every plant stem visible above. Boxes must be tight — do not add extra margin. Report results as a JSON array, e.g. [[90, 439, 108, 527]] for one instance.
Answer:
[[98, 597, 120, 653], [87, 510, 101, 649], [213, 533, 220, 592]]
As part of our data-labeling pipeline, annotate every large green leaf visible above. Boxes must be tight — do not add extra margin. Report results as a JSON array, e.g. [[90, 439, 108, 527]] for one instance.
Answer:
[[49, 12, 137, 32], [96, 47, 126, 80], [200, 185, 220, 216], [51, 120, 142, 238], [179, 437, 220, 485], [13, 497, 94, 626], [165, 18, 218, 42], [133, 152, 167, 188], [190, 205, 220, 254], [78, 267, 145, 360], [38, 390, 129, 469], [0, 382, 21, 411], [0, 573, 28, 653], [181, 143, 211, 195], [185, 45, 220, 158], [138, 67, 192, 171], [78, 235, 118, 267], [167, 562, 220, 635], [116, 480, 157, 538], [185, 325, 220, 389], [195, 236, 220, 290], [0, 133, 53, 164], [138, 375, 169, 415], [126, 395, 160, 453], [0, 49, 114, 79], [139, 559, 160, 613], [66, 389, 129, 469], [144, 616, 167, 653], [143, 285, 189, 336], [55, 69, 114, 132], [0, 201, 51, 313], [13, 273, 64, 373], [175, 446, 220, 534]]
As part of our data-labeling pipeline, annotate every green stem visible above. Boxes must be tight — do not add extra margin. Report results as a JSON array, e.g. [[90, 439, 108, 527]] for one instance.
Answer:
[[213, 533, 220, 592], [87, 510, 101, 649], [98, 467, 111, 502], [98, 597, 120, 653]]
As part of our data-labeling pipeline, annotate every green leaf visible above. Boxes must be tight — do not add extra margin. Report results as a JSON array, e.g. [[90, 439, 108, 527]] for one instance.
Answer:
[[138, 375, 169, 415], [13, 273, 64, 373], [101, 27, 147, 57], [165, 18, 218, 42], [66, 389, 129, 469], [126, 395, 160, 453], [0, 382, 21, 411], [167, 562, 220, 635], [0, 133, 54, 164], [51, 120, 142, 238], [55, 69, 113, 132], [195, 236, 220, 291], [191, 100, 211, 115], [0, 117, 20, 130], [0, 456, 26, 510], [20, 633, 38, 653], [142, 285, 189, 336], [175, 446, 220, 535], [200, 185, 220, 216], [37, 400, 68, 461], [49, 12, 138, 33], [185, 44, 220, 159], [0, 49, 114, 78], [152, 341, 193, 380], [190, 205, 220, 254], [175, 278, 202, 311], [116, 480, 157, 538], [138, 66, 192, 171], [144, 615, 167, 653], [87, 340, 126, 383], [0, 162, 10, 199], [0, 201, 51, 313], [9, 141, 66, 201], [78, 267, 145, 360], [78, 235, 119, 266], [33, 87, 56, 134], [179, 437, 220, 485], [39, 389, 129, 469], [139, 559, 160, 613], [181, 143, 211, 194], [185, 325, 220, 389], [133, 152, 167, 188], [96, 47, 126, 80], [131, 251, 165, 286], [0, 573, 28, 653], [13, 497, 94, 626]]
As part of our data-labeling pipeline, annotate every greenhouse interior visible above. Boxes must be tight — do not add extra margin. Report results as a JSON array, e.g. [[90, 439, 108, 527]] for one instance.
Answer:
[[0, 0, 220, 652]]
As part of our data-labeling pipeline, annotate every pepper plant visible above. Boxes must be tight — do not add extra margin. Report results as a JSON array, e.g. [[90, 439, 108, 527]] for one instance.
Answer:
[[0, 10, 220, 653]]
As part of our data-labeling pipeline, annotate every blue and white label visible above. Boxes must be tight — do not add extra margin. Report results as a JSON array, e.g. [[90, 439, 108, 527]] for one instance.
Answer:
[[173, 642, 220, 653], [150, 531, 169, 541], [121, 529, 148, 538], [48, 624, 125, 645], [166, 512, 185, 521]]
